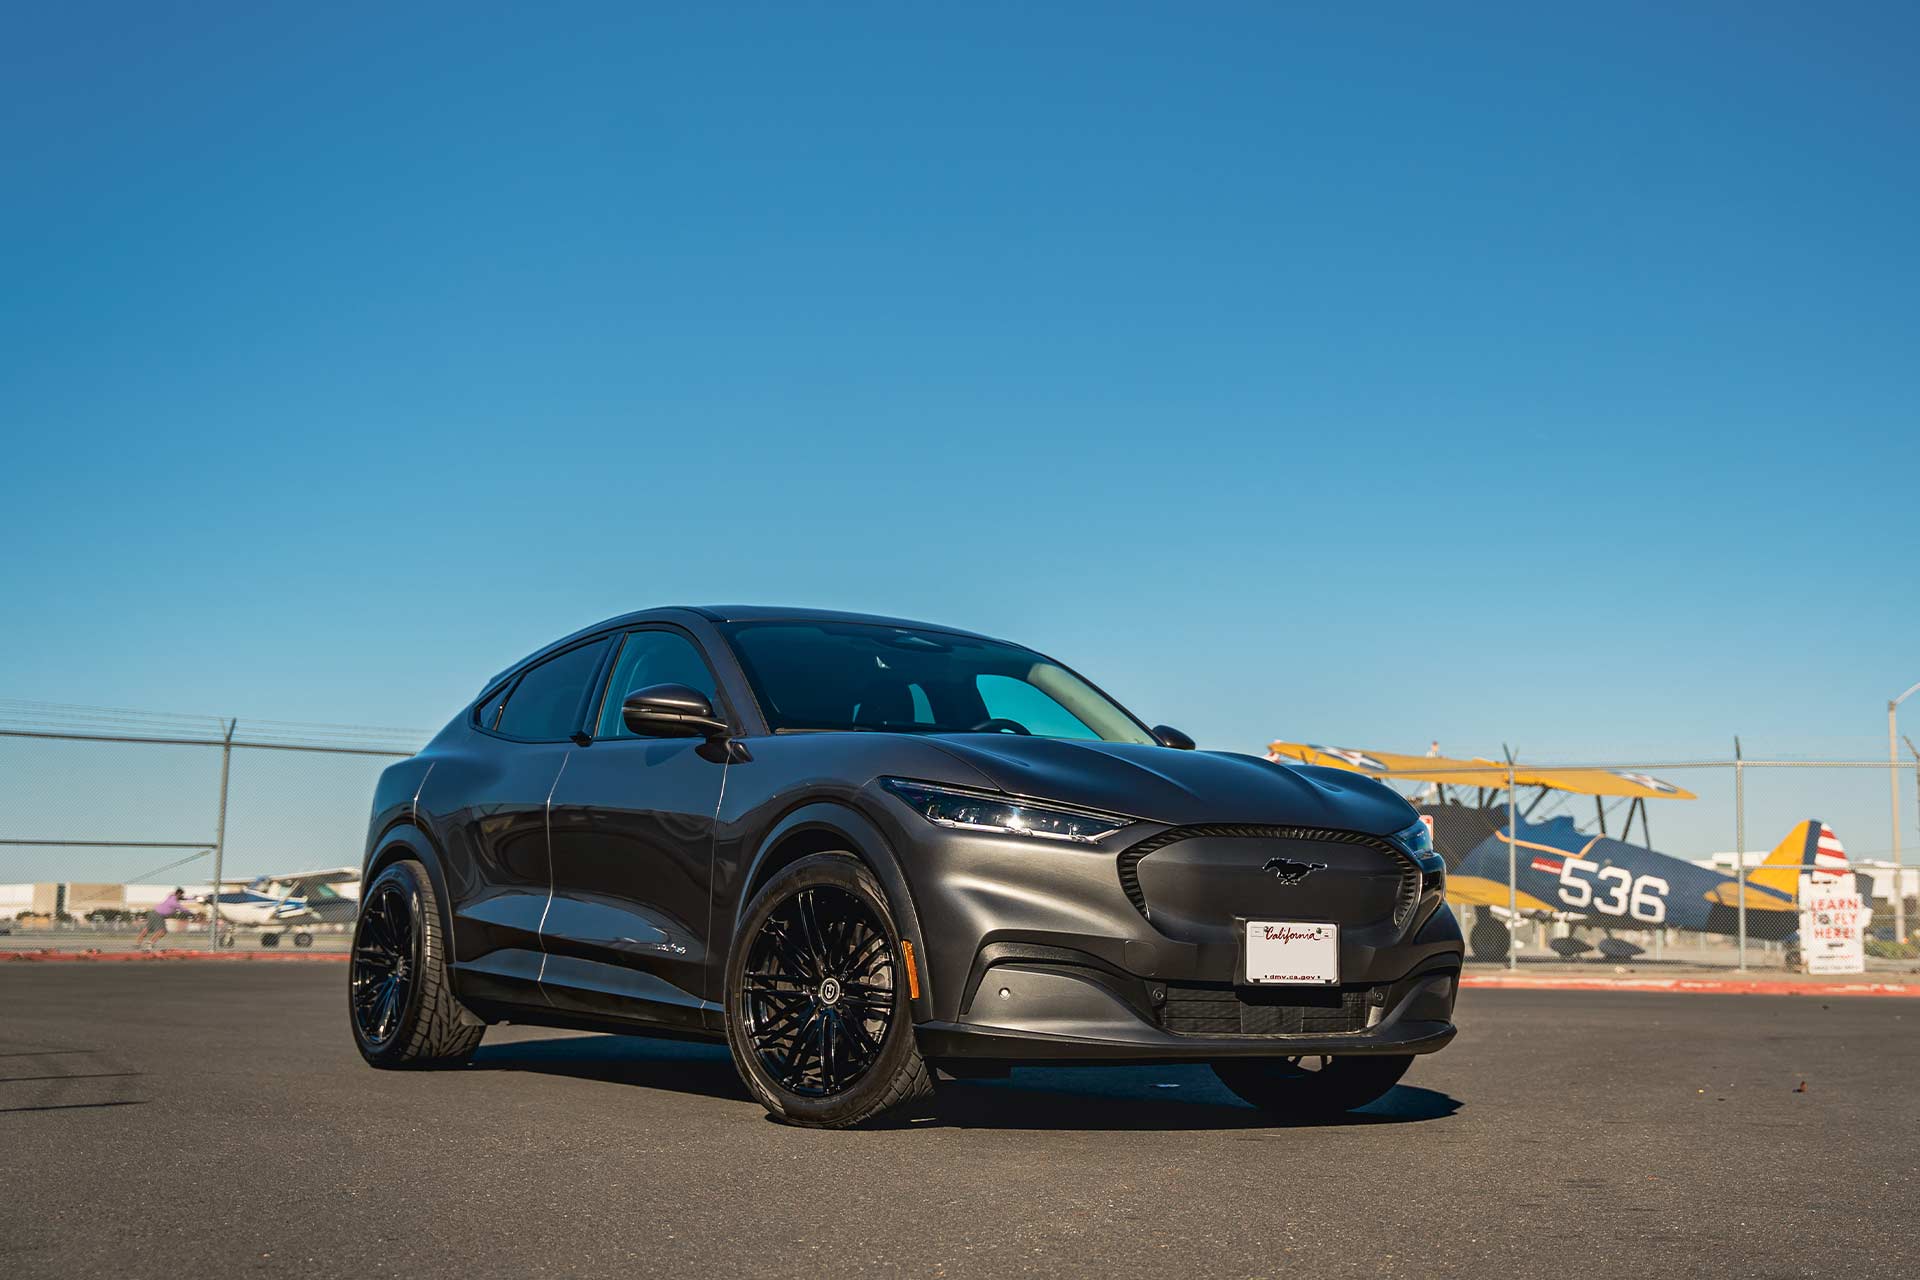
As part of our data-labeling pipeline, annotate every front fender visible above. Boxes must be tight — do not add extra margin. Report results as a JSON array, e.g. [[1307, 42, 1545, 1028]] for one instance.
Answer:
[[737, 802, 935, 1023]]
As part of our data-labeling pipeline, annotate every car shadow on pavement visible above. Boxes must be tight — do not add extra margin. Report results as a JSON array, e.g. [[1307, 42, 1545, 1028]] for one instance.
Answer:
[[472, 1035, 1460, 1131], [470, 1034, 750, 1102], [914, 1065, 1460, 1131]]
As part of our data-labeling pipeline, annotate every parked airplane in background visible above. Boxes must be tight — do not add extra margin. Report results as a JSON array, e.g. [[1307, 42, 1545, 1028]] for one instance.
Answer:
[[1266, 742, 1854, 964], [201, 867, 360, 947]]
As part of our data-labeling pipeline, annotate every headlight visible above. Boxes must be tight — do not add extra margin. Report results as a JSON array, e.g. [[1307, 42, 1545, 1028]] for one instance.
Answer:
[[880, 778, 1133, 844], [1394, 817, 1445, 874]]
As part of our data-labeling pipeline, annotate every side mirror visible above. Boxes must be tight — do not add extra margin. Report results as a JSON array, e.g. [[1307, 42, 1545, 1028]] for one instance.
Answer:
[[1152, 724, 1196, 750], [622, 684, 729, 740]]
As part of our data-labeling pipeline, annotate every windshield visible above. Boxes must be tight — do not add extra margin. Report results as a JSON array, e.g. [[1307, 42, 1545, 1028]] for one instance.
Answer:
[[722, 621, 1157, 744]]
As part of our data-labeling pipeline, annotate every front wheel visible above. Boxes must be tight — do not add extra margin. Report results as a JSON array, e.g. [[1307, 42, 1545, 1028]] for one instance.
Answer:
[[724, 854, 933, 1129], [349, 859, 483, 1069], [1212, 1054, 1414, 1115]]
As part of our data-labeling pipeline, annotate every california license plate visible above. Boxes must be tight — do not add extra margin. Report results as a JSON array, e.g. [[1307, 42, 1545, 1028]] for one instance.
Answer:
[[1244, 921, 1340, 985]]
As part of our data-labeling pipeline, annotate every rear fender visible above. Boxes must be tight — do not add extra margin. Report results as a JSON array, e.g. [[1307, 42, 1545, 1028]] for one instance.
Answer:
[[363, 821, 481, 1024]]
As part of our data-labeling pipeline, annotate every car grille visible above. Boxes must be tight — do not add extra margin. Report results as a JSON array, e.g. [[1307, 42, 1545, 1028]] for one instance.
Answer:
[[1116, 824, 1424, 929], [1160, 982, 1372, 1036]]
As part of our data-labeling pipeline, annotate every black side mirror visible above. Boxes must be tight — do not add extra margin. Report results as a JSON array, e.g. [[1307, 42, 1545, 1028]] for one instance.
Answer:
[[622, 684, 729, 740], [1152, 724, 1196, 750]]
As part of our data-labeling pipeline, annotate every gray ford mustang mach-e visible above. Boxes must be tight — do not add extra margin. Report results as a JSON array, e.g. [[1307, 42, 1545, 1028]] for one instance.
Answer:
[[351, 607, 1461, 1127]]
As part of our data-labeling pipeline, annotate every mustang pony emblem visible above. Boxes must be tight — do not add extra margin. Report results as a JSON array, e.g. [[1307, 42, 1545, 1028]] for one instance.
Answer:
[[1261, 857, 1327, 884]]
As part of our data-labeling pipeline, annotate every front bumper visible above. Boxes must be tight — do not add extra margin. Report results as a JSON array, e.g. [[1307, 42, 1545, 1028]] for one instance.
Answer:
[[871, 791, 1465, 1064], [916, 956, 1458, 1063]]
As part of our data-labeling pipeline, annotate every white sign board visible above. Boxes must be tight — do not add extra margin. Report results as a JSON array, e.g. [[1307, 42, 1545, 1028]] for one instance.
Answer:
[[1797, 873, 1873, 975]]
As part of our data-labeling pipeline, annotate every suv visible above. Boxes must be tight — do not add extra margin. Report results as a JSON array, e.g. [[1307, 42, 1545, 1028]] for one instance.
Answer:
[[352, 607, 1460, 1127]]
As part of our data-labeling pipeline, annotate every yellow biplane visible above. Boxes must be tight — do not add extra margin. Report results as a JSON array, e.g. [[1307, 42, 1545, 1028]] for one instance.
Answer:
[[1266, 741, 1845, 963]]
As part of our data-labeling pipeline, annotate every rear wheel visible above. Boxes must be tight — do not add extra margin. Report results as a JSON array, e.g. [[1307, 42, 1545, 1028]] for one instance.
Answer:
[[1212, 1054, 1413, 1115], [349, 859, 483, 1068], [724, 854, 932, 1129]]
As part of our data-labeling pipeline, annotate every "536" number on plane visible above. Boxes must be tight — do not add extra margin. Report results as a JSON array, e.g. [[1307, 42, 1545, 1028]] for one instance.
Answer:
[[1556, 858, 1668, 922]]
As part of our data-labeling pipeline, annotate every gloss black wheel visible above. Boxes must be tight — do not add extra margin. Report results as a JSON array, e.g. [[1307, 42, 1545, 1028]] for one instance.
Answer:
[[347, 859, 484, 1069], [351, 880, 415, 1047], [725, 855, 934, 1128], [742, 885, 894, 1096]]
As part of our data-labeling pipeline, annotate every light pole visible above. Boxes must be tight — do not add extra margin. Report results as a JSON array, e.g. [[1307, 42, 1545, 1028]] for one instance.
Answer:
[[1891, 682, 1920, 945]]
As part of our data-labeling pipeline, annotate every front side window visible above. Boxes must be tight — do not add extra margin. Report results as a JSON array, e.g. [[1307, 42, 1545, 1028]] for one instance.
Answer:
[[494, 638, 612, 741], [595, 629, 720, 738], [722, 621, 1155, 744]]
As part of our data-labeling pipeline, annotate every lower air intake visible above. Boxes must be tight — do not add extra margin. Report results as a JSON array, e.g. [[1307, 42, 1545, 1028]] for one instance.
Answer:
[[1160, 983, 1371, 1036]]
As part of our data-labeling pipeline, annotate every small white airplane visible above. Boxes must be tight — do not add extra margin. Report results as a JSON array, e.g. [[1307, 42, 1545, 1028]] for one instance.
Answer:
[[201, 867, 361, 947]]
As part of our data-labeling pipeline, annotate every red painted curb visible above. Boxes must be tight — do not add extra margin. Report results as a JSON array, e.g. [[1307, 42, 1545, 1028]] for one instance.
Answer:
[[1, 949, 349, 963], [1461, 974, 1920, 998]]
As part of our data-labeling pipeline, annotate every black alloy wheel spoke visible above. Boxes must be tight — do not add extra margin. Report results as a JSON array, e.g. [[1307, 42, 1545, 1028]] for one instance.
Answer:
[[768, 921, 818, 983], [779, 1006, 825, 1087], [797, 890, 830, 972], [351, 883, 417, 1048], [845, 930, 887, 974], [743, 883, 899, 1099], [837, 1011, 881, 1057], [753, 996, 814, 1040]]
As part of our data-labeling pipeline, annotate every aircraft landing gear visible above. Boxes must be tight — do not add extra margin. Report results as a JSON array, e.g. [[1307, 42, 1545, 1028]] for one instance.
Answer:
[[293, 932, 313, 948], [261, 932, 280, 948], [1470, 915, 1511, 962]]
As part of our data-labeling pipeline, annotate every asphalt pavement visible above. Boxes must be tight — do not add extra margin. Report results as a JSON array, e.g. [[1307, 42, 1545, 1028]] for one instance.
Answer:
[[2, 963, 1914, 1278]]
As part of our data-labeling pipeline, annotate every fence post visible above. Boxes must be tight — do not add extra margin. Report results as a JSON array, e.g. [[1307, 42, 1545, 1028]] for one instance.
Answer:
[[1506, 758, 1518, 972], [208, 718, 235, 948], [1734, 738, 1746, 973], [1892, 700, 1906, 946]]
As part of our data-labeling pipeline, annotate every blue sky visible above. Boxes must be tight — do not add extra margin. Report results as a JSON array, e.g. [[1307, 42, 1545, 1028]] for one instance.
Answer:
[[3, 3, 1917, 871]]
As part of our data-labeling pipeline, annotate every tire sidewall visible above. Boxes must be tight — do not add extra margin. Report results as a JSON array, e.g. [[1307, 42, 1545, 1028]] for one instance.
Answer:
[[349, 860, 432, 1066], [724, 853, 921, 1127]]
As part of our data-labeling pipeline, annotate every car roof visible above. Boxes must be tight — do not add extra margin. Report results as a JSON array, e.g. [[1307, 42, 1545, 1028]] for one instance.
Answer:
[[483, 605, 1008, 690], [685, 605, 1003, 642]]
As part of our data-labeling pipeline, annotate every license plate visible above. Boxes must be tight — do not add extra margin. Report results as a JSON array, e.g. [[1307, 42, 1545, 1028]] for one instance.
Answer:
[[1244, 921, 1340, 985]]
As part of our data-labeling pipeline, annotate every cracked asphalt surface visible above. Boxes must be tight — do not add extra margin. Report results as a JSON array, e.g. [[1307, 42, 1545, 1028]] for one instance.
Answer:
[[3, 964, 1914, 1277]]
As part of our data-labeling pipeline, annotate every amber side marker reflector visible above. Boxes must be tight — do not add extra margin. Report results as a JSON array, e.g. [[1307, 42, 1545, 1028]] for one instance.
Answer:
[[901, 939, 922, 1000]]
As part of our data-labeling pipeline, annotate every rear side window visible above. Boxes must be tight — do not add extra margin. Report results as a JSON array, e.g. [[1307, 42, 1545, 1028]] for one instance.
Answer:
[[494, 638, 611, 741]]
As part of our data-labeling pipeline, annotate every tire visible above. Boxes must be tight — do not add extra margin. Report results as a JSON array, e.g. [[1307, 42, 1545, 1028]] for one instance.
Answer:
[[349, 859, 483, 1069], [724, 854, 933, 1129], [1213, 1054, 1414, 1115], [293, 932, 313, 948], [260, 932, 280, 948], [1469, 915, 1510, 962]]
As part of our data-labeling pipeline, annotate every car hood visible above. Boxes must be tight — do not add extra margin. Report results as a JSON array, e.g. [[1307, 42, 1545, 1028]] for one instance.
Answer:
[[918, 735, 1416, 835]]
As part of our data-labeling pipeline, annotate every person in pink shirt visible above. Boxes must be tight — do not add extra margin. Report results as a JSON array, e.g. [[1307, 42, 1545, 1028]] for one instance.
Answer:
[[134, 887, 186, 951]]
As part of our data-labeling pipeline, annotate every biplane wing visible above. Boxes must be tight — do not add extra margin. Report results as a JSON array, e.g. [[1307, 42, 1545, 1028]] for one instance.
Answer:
[[1265, 742, 1518, 788], [1265, 742, 1696, 800]]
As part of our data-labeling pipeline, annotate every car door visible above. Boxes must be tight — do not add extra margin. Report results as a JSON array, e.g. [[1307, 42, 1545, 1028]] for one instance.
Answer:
[[421, 635, 611, 1005], [540, 625, 730, 1031]]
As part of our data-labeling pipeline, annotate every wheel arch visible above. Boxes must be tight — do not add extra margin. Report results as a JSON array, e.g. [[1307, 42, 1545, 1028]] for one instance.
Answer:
[[737, 802, 934, 1021], [363, 821, 462, 973]]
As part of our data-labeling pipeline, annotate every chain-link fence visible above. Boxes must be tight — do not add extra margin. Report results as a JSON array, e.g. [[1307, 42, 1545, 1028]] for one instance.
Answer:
[[1371, 756, 1920, 974], [0, 702, 420, 955], [5, 702, 1918, 976]]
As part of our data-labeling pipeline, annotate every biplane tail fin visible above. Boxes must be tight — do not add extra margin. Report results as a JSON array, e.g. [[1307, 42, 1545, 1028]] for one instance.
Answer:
[[1746, 820, 1849, 900]]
